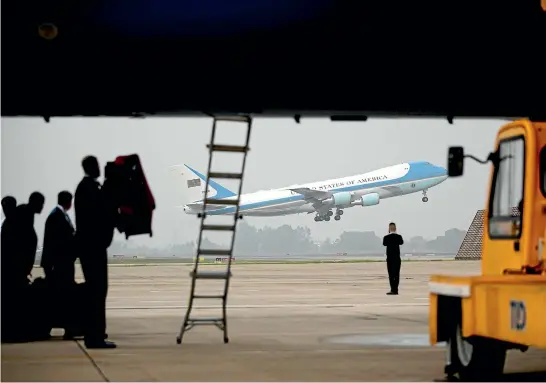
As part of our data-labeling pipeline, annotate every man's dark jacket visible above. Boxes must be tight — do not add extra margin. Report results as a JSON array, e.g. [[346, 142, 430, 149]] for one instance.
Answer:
[[41, 206, 77, 282], [383, 233, 404, 259], [13, 204, 38, 279], [75, 177, 115, 250]]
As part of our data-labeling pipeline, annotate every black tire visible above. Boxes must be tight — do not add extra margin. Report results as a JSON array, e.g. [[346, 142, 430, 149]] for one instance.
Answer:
[[447, 324, 506, 381], [176, 337, 181, 344], [224, 337, 229, 344]]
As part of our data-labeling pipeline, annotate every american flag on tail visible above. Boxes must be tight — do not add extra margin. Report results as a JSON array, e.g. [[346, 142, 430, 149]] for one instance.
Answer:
[[187, 178, 201, 188]]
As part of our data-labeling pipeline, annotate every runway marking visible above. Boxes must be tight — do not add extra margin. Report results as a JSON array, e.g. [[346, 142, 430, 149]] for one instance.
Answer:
[[107, 303, 429, 310]]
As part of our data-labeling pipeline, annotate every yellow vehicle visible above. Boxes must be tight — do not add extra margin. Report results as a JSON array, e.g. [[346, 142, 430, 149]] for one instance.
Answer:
[[429, 119, 546, 381]]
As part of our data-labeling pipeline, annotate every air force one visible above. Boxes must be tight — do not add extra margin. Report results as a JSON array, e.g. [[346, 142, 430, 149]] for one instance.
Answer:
[[174, 161, 448, 222]]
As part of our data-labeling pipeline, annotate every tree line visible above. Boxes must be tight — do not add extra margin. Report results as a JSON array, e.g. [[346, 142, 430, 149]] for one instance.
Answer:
[[109, 222, 466, 257]]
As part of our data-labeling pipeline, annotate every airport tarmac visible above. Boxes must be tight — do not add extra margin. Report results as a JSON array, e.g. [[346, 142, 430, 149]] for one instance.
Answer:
[[2, 261, 545, 382]]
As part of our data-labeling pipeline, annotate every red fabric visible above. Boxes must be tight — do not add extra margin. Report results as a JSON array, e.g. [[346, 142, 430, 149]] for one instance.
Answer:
[[119, 206, 133, 214], [115, 155, 155, 211], [112, 154, 156, 238]]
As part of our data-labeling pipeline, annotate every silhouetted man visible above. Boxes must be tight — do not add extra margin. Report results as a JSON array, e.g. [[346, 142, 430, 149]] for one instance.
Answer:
[[42, 191, 76, 282], [5, 192, 46, 342], [75, 156, 116, 349], [382, 222, 404, 295], [42, 191, 82, 339], [1, 196, 18, 341], [1, 196, 18, 276], [14, 192, 45, 286]]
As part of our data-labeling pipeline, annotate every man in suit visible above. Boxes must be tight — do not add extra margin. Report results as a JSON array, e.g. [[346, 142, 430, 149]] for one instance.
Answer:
[[9, 192, 46, 341], [1, 196, 18, 342], [42, 191, 76, 282], [75, 155, 116, 349], [382, 222, 404, 295], [41, 191, 83, 339], [14, 192, 45, 286], [1, 196, 18, 278]]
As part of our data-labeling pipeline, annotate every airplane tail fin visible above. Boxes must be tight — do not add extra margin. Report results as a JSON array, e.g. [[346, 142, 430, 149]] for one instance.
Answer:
[[168, 164, 237, 202]]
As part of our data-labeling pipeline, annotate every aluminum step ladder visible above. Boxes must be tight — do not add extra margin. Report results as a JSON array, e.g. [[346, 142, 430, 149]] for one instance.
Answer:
[[176, 115, 252, 345]]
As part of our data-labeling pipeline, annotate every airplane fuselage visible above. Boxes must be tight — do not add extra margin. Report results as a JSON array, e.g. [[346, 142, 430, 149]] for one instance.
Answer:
[[183, 161, 447, 219]]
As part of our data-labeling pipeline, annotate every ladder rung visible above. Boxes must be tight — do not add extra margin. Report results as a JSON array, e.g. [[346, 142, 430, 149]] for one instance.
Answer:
[[207, 144, 248, 153], [208, 172, 242, 179], [190, 270, 232, 279], [204, 198, 240, 206], [198, 249, 232, 256], [188, 317, 224, 323], [214, 116, 250, 123], [202, 224, 236, 231], [193, 294, 224, 299]]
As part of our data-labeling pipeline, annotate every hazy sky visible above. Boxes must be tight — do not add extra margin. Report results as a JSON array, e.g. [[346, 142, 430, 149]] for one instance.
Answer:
[[1, 117, 503, 248]]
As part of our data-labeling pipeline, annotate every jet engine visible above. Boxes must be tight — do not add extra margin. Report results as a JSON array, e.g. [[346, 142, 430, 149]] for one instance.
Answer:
[[353, 193, 380, 207], [323, 191, 353, 207]]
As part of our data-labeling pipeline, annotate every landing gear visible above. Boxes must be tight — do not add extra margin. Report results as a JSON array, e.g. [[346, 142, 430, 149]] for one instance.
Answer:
[[334, 209, 343, 221], [315, 209, 335, 222], [422, 189, 429, 203], [334, 215, 341, 221]]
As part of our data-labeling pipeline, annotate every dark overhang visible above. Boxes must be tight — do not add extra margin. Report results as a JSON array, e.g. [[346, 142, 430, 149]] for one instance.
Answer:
[[2, 1, 545, 120]]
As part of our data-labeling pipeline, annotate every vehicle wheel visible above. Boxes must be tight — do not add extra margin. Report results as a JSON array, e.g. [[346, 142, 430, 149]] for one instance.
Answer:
[[422, 196, 429, 202], [176, 337, 181, 344], [314, 216, 321, 222], [447, 324, 506, 381], [338, 210, 344, 215], [324, 216, 331, 221], [327, 210, 333, 216], [224, 337, 229, 344], [334, 215, 341, 221]]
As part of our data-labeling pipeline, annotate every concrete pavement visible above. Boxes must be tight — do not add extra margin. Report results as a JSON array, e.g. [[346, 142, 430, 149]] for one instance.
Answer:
[[2, 261, 545, 381]]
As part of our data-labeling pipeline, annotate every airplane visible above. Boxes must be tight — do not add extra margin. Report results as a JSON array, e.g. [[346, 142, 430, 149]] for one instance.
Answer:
[[173, 161, 448, 222]]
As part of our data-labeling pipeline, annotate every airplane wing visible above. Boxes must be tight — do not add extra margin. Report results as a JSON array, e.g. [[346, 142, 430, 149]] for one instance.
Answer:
[[289, 188, 332, 203]]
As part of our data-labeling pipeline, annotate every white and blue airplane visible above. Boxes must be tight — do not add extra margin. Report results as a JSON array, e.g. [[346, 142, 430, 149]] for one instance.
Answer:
[[174, 161, 448, 222]]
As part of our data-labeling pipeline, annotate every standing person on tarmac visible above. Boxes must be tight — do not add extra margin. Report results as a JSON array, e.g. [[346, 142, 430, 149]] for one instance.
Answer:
[[1, 196, 18, 279], [382, 222, 404, 295], [1, 196, 18, 342], [41, 190, 82, 339], [75, 155, 116, 349], [14, 192, 45, 285]]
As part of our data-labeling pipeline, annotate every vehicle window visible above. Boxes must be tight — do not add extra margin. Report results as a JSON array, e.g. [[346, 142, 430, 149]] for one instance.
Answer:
[[540, 146, 546, 197], [489, 136, 525, 239]]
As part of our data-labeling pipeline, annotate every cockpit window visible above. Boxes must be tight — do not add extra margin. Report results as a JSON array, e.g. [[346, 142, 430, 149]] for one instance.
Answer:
[[488, 135, 525, 239]]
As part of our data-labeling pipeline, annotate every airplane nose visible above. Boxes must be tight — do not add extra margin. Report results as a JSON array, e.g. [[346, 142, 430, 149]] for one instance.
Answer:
[[437, 167, 448, 181], [183, 205, 188, 212]]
